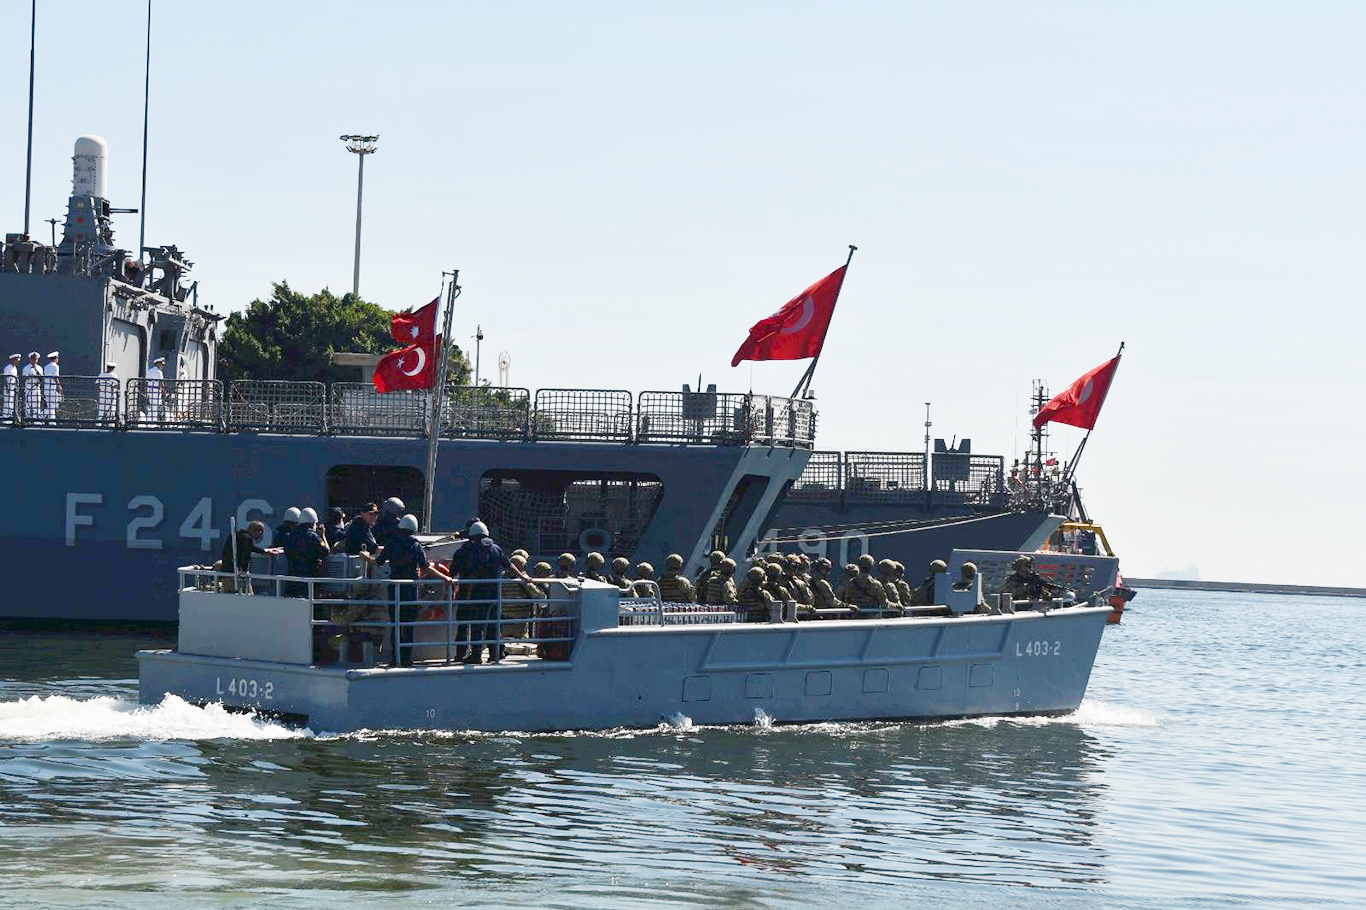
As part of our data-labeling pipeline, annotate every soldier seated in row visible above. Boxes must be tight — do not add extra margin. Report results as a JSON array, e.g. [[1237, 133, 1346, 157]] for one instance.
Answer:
[[609, 557, 633, 592], [698, 557, 739, 607], [809, 558, 848, 614], [695, 550, 725, 588], [631, 562, 657, 597], [878, 559, 903, 608], [583, 552, 610, 584], [736, 566, 774, 622], [555, 552, 576, 579], [953, 562, 992, 614]]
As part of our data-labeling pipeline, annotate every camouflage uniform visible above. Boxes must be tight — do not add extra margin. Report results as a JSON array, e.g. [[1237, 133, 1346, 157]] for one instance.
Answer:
[[631, 562, 657, 597], [893, 562, 915, 606], [610, 557, 633, 592], [911, 560, 948, 606], [504, 554, 546, 638], [555, 553, 576, 579], [583, 552, 610, 584], [836, 563, 860, 604], [694, 549, 725, 588], [845, 555, 889, 610], [784, 555, 814, 606], [763, 563, 792, 604], [1000, 556, 1058, 601], [700, 557, 738, 606], [878, 559, 903, 607], [658, 554, 696, 603], [736, 566, 774, 623], [809, 558, 845, 611]]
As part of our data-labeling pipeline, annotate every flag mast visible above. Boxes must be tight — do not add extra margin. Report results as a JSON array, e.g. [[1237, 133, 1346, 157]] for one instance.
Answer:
[[789, 244, 856, 401], [1060, 340, 1124, 491], [422, 270, 460, 532]]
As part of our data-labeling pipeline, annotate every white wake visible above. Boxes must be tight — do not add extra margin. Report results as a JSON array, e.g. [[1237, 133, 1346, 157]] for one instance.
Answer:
[[0, 694, 310, 742]]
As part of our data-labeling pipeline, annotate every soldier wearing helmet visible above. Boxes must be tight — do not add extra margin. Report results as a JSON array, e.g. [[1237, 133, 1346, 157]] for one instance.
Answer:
[[361, 514, 454, 666], [736, 565, 774, 622], [504, 553, 546, 641], [892, 562, 915, 606], [877, 559, 903, 608], [282, 508, 328, 596], [910, 559, 948, 606], [695, 549, 725, 588], [374, 497, 406, 549], [610, 556, 633, 592], [808, 556, 846, 612], [631, 562, 656, 597], [843, 554, 889, 612], [555, 552, 577, 579], [445, 520, 532, 664], [658, 553, 696, 603], [762, 562, 792, 603], [1000, 554, 1059, 601], [784, 554, 814, 607], [699, 557, 739, 607], [581, 552, 609, 584]]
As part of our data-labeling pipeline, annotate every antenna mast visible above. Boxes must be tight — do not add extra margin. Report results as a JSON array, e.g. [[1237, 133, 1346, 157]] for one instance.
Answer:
[[137, 0, 152, 269], [22, 0, 36, 236]]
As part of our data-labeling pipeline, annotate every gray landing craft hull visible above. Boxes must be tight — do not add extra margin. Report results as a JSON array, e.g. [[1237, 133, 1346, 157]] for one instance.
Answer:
[[767, 498, 1062, 574], [137, 607, 1111, 733], [1, 427, 807, 622]]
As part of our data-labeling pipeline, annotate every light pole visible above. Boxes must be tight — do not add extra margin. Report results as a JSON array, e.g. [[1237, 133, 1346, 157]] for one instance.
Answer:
[[340, 134, 377, 299]]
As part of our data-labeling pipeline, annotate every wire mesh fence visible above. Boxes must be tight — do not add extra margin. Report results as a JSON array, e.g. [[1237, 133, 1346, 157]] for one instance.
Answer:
[[933, 453, 1006, 507], [843, 451, 928, 502], [125, 379, 224, 430], [330, 383, 429, 436], [443, 386, 530, 439], [532, 389, 633, 441], [229, 381, 327, 433], [745, 395, 818, 447], [788, 451, 842, 500], [635, 391, 754, 444], [14, 375, 120, 427]]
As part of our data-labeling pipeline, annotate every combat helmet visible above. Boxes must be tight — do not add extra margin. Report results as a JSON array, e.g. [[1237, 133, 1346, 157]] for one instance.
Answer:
[[611, 556, 630, 574], [665, 553, 684, 570], [857, 554, 876, 572], [636, 562, 655, 579], [586, 552, 605, 570]]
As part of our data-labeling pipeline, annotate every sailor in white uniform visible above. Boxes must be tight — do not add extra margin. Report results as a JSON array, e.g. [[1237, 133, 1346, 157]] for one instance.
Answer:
[[2, 353, 18, 421], [146, 355, 166, 422], [97, 361, 118, 424], [43, 351, 62, 422], [21, 352, 42, 420]]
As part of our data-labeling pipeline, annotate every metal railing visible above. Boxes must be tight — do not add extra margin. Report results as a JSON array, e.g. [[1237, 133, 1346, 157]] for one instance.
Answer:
[[618, 598, 741, 625], [15, 375, 120, 428], [180, 568, 578, 667], [330, 383, 428, 436], [533, 389, 634, 441], [444, 385, 531, 439], [844, 451, 928, 501], [636, 391, 754, 444], [933, 454, 1006, 507], [125, 378, 223, 430], [788, 450, 842, 500], [229, 380, 327, 433], [3, 378, 819, 448]]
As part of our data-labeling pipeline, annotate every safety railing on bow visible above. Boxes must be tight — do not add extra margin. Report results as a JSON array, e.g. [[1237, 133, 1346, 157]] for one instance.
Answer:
[[330, 383, 428, 436], [617, 597, 741, 626], [229, 380, 327, 433], [179, 567, 579, 667], [744, 395, 817, 447], [532, 389, 633, 441], [933, 454, 1006, 508], [125, 378, 224, 430], [14, 375, 120, 428], [635, 391, 755, 444], [444, 385, 531, 439]]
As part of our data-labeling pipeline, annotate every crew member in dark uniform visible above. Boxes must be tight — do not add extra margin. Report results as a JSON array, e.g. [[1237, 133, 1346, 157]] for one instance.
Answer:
[[274, 506, 301, 550], [447, 521, 534, 665], [322, 507, 348, 550], [342, 502, 381, 556], [374, 497, 405, 549], [361, 513, 452, 667], [284, 507, 329, 597], [220, 520, 279, 573]]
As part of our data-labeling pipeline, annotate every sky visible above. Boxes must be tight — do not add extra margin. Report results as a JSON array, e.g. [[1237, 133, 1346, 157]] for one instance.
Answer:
[[2, 1, 1362, 585]]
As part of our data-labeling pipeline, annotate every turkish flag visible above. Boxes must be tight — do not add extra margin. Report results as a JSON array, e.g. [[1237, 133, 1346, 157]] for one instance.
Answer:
[[731, 265, 847, 367], [392, 298, 438, 347], [1033, 355, 1121, 431], [373, 334, 439, 393]]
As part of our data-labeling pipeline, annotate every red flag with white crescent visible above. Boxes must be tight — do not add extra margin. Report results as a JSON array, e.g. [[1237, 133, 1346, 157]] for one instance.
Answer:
[[373, 334, 440, 393], [1033, 355, 1122, 431], [391, 298, 438, 347], [730, 266, 847, 367]]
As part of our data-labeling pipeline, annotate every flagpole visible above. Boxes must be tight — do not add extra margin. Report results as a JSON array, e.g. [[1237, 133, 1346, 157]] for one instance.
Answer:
[[1060, 341, 1124, 491], [422, 270, 460, 532], [789, 244, 856, 401]]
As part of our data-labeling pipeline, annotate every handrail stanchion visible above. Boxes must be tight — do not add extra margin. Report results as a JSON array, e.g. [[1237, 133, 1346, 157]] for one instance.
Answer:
[[445, 578, 453, 665], [495, 580, 504, 663]]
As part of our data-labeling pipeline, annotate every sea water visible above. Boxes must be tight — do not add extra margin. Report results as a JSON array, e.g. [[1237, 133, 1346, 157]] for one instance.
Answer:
[[1, 589, 1363, 908]]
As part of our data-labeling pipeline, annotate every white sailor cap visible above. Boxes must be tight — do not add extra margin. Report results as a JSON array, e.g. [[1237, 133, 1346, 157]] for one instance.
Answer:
[[27, 351, 39, 359], [152, 355, 166, 364], [7, 354, 18, 360], [46, 351, 59, 358], [106, 361, 117, 369]]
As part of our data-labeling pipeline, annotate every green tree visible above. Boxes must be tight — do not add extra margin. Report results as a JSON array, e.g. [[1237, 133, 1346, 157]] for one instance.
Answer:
[[219, 282, 471, 385]]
